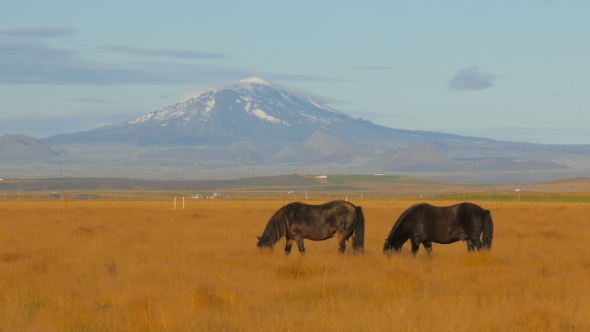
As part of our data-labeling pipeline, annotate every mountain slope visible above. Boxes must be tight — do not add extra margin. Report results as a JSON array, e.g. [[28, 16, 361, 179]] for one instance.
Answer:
[[140, 141, 279, 163], [458, 158, 567, 172], [271, 130, 353, 163], [359, 144, 568, 172], [367, 144, 458, 172]]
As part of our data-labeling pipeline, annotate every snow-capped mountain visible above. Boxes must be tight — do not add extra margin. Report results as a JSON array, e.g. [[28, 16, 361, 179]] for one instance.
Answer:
[[43, 77, 488, 146], [129, 77, 344, 128]]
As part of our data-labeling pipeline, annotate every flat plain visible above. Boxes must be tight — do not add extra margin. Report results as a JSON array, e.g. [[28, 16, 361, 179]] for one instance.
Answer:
[[1, 198, 589, 331]]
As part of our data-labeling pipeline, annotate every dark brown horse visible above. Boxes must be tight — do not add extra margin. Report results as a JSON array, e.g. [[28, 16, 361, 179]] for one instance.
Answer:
[[257, 200, 365, 254], [383, 202, 493, 256]]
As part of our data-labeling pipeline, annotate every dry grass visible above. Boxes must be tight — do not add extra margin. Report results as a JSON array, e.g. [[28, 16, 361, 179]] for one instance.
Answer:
[[0, 199, 589, 331]]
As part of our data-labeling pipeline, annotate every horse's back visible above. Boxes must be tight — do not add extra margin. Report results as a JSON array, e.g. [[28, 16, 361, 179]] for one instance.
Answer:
[[286, 200, 362, 244], [320, 200, 357, 213], [291, 200, 355, 222], [458, 202, 487, 213]]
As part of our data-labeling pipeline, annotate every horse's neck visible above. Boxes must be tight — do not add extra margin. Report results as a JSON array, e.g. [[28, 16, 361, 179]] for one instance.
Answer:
[[266, 216, 286, 243], [389, 222, 408, 246]]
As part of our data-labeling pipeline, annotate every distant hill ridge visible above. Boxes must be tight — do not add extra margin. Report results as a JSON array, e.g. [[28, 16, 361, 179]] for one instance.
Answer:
[[361, 144, 566, 172], [0, 134, 57, 160]]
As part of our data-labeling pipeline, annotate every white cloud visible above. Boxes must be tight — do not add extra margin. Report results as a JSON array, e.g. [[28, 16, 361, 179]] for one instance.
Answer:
[[448, 65, 496, 91]]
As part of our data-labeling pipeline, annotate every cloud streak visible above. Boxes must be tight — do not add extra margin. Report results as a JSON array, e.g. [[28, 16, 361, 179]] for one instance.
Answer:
[[352, 66, 394, 71], [448, 65, 496, 91], [68, 97, 118, 104], [0, 109, 145, 138], [0, 39, 338, 85], [0, 27, 77, 38], [102, 45, 228, 59]]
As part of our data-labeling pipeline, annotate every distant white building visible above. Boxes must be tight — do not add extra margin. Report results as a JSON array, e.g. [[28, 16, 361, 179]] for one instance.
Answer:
[[315, 175, 327, 179], [212, 192, 225, 198], [374, 173, 385, 176]]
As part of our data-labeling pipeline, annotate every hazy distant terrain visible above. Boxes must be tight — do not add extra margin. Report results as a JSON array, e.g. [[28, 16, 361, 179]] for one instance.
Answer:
[[3, 78, 590, 184], [3, 174, 590, 199]]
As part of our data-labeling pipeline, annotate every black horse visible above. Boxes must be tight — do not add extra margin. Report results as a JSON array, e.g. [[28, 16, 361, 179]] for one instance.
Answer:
[[257, 200, 365, 254], [383, 202, 493, 256]]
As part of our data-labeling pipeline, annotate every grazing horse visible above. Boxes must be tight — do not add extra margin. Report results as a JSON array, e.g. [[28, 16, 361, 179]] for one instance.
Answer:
[[383, 202, 493, 256], [257, 200, 365, 254]]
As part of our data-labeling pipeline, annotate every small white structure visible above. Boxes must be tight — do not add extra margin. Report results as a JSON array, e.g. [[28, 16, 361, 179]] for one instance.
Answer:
[[315, 175, 327, 179], [374, 173, 385, 176], [212, 192, 225, 198]]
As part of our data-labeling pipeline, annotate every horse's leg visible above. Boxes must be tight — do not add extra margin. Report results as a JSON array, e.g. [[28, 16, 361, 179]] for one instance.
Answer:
[[295, 237, 306, 255], [284, 238, 294, 255], [466, 239, 475, 251], [335, 231, 347, 254], [467, 234, 483, 251], [423, 241, 433, 255], [410, 239, 420, 257], [336, 219, 356, 254], [411, 233, 425, 257]]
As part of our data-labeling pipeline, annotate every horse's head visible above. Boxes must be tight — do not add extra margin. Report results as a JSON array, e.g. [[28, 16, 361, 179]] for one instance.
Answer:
[[256, 235, 273, 249], [383, 239, 394, 254]]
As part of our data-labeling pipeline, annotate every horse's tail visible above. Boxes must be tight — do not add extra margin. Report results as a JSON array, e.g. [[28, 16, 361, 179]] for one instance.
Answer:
[[352, 206, 365, 252], [482, 210, 493, 250]]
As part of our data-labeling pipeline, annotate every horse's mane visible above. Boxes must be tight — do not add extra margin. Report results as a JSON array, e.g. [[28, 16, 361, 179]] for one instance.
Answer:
[[262, 203, 297, 245], [389, 203, 429, 237]]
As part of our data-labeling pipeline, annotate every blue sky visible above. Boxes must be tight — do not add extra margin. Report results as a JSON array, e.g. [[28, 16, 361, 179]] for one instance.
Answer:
[[1, 1, 589, 144]]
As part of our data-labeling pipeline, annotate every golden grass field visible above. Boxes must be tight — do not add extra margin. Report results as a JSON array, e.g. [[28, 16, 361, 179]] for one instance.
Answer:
[[1, 198, 589, 331]]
